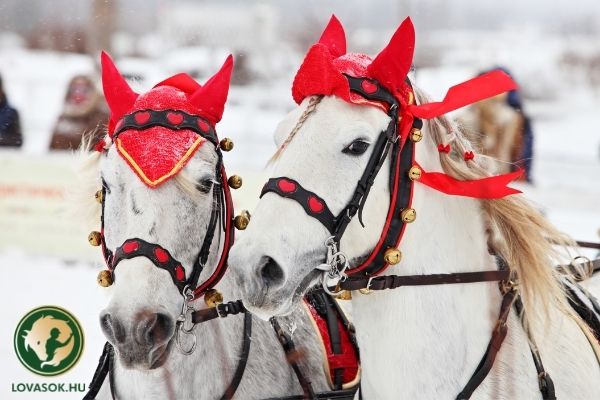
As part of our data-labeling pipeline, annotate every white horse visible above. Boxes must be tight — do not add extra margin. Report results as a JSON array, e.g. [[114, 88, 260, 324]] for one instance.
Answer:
[[229, 16, 600, 399], [79, 53, 330, 399]]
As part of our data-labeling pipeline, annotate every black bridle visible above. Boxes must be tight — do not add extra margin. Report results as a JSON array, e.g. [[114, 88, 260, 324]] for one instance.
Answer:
[[99, 109, 234, 299], [260, 75, 559, 399]]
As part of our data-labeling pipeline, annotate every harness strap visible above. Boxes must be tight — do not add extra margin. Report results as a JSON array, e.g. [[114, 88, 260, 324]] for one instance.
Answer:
[[83, 342, 112, 400], [271, 318, 317, 400], [513, 297, 556, 400], [220, 312, 253, 400], [456, 287, 517, 400], [337, 270, 510, 292], [263, 388, 358, 400], [83, 314, 252, 400], [192, 300, 246, 324]]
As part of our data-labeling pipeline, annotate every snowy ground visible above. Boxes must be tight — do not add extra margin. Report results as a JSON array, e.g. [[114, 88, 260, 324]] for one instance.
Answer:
[[1, 48, 599, 399]]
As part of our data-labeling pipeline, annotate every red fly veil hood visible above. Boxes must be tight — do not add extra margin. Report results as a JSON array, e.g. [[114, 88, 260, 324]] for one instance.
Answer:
[[291, 15, 522, 199], [100, 52, 233, 187]]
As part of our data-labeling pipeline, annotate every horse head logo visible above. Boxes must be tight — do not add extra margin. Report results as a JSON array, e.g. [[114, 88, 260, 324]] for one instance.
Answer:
[[21, 314, 75, 369]]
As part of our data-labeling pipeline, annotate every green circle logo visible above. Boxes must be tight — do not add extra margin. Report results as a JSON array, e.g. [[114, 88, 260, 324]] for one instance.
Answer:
[[14, 306, 84, 376]]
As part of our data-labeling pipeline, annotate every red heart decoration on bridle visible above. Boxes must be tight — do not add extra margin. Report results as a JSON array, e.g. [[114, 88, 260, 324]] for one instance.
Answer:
[[278, 179, 297, 193], [308, 196, 324, 213], [361, 80, 378, 94], [197, 119, 210, 133], [123, 240, 139, 253], [134, 111, 151, 124], [167, 112, 184, 125]]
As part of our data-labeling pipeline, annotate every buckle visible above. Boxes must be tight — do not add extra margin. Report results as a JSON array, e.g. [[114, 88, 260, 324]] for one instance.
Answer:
[[359, 277, 374, 295]]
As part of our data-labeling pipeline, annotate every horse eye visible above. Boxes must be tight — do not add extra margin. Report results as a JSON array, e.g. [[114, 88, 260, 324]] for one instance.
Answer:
[[196, 178, 214, 194], [342, 139, 370, 155]]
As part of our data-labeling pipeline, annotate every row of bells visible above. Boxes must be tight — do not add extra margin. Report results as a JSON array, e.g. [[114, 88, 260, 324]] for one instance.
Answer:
[[340, 127, 424, 300], [91, 134, 422, 301]]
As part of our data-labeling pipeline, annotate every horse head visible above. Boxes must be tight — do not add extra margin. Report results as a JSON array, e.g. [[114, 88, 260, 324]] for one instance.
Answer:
[[229, 15, 517, 319], [96, 52, 234, 369]]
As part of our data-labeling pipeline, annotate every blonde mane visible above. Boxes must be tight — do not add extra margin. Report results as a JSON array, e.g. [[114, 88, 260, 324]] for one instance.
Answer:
[[415, 88, 599, 353]]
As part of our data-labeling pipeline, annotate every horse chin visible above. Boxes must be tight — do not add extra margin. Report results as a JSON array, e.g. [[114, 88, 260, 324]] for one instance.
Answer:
[[244, 269, 321, 320]]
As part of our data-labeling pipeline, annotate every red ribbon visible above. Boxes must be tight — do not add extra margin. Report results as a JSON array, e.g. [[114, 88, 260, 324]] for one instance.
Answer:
[[415, 163, 522, 199], [437, 143, 451, 153], [408, 70, 517, 119]]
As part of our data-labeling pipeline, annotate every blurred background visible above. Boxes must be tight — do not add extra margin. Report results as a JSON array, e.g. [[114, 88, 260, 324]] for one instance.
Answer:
[[1, 1, 599, 397]]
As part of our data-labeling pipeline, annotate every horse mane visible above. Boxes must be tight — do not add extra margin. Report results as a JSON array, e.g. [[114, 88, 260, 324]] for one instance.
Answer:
[[415, 88, 598, 346]]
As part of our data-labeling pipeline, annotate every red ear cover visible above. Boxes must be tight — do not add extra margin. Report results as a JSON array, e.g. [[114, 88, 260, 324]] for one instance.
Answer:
[[100, 51, 138, 135], [188, 55, 234, 124], [367, 17, 415, 94], [318, 15, 347, 58]]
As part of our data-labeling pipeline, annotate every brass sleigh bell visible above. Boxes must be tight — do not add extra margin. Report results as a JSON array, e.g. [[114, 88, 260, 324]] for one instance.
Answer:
[[383, 248, 402, 265], [219, 138, 234, 152], [204, 289, 224, 307], [88, 231, 102, 246], [400, 208, 416, 223], [97, 270, 113, 287], [409, 128, 423, 143], [234, 210, 251, 230], [228, 175, 243, 189], [408, 166, 422, 181], [95, 189, 103, 204]]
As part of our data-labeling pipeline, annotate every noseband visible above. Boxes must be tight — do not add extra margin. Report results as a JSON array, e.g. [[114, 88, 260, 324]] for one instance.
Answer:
[[98, 108, 235, 299]]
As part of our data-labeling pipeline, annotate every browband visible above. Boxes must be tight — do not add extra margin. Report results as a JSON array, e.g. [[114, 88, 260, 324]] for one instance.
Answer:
[[113, 109, 219, 146]]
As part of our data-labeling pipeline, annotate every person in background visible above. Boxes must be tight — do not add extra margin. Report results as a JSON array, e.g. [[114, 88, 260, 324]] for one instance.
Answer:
[[0, 73, 23, 148], [462, 67, 534, 183], [49, 75, 108, 151]]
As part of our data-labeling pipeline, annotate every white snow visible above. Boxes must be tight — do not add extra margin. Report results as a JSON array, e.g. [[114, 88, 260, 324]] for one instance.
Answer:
[[0, 27, 599, 398]]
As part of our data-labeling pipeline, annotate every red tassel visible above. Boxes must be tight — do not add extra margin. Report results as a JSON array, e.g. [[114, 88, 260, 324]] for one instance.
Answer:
[[95, 138, 106, 153], [464, 151, 475, 161], [438, 143, 451, 153], [415, 163, 522, 199]]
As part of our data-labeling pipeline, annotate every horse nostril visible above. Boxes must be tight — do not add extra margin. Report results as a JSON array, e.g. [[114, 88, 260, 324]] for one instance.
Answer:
[[100, 312, 126, 344], [260, 257, 285, 287], [134, 311, 174, 347]]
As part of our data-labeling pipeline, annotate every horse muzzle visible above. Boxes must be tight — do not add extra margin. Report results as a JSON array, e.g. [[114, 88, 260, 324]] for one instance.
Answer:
[[100, 309, 175, 369]]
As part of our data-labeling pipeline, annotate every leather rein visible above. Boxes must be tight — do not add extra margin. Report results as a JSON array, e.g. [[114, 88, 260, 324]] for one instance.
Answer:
[[259, 75, 556, 399]]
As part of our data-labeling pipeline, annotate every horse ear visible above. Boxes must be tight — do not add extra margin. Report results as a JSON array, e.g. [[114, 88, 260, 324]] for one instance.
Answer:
[[318, 15, 346, 58], [367, 17, 415, 93], [101, 51, 138, 123], [189, 55, 233, 124]]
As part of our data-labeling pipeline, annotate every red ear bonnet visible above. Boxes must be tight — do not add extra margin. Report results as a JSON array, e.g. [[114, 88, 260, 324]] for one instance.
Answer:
[[188, 55, 234, 124], [100, 53, 234, 188], [367, 18, 415, 95], [101, 51, 139, 134]]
